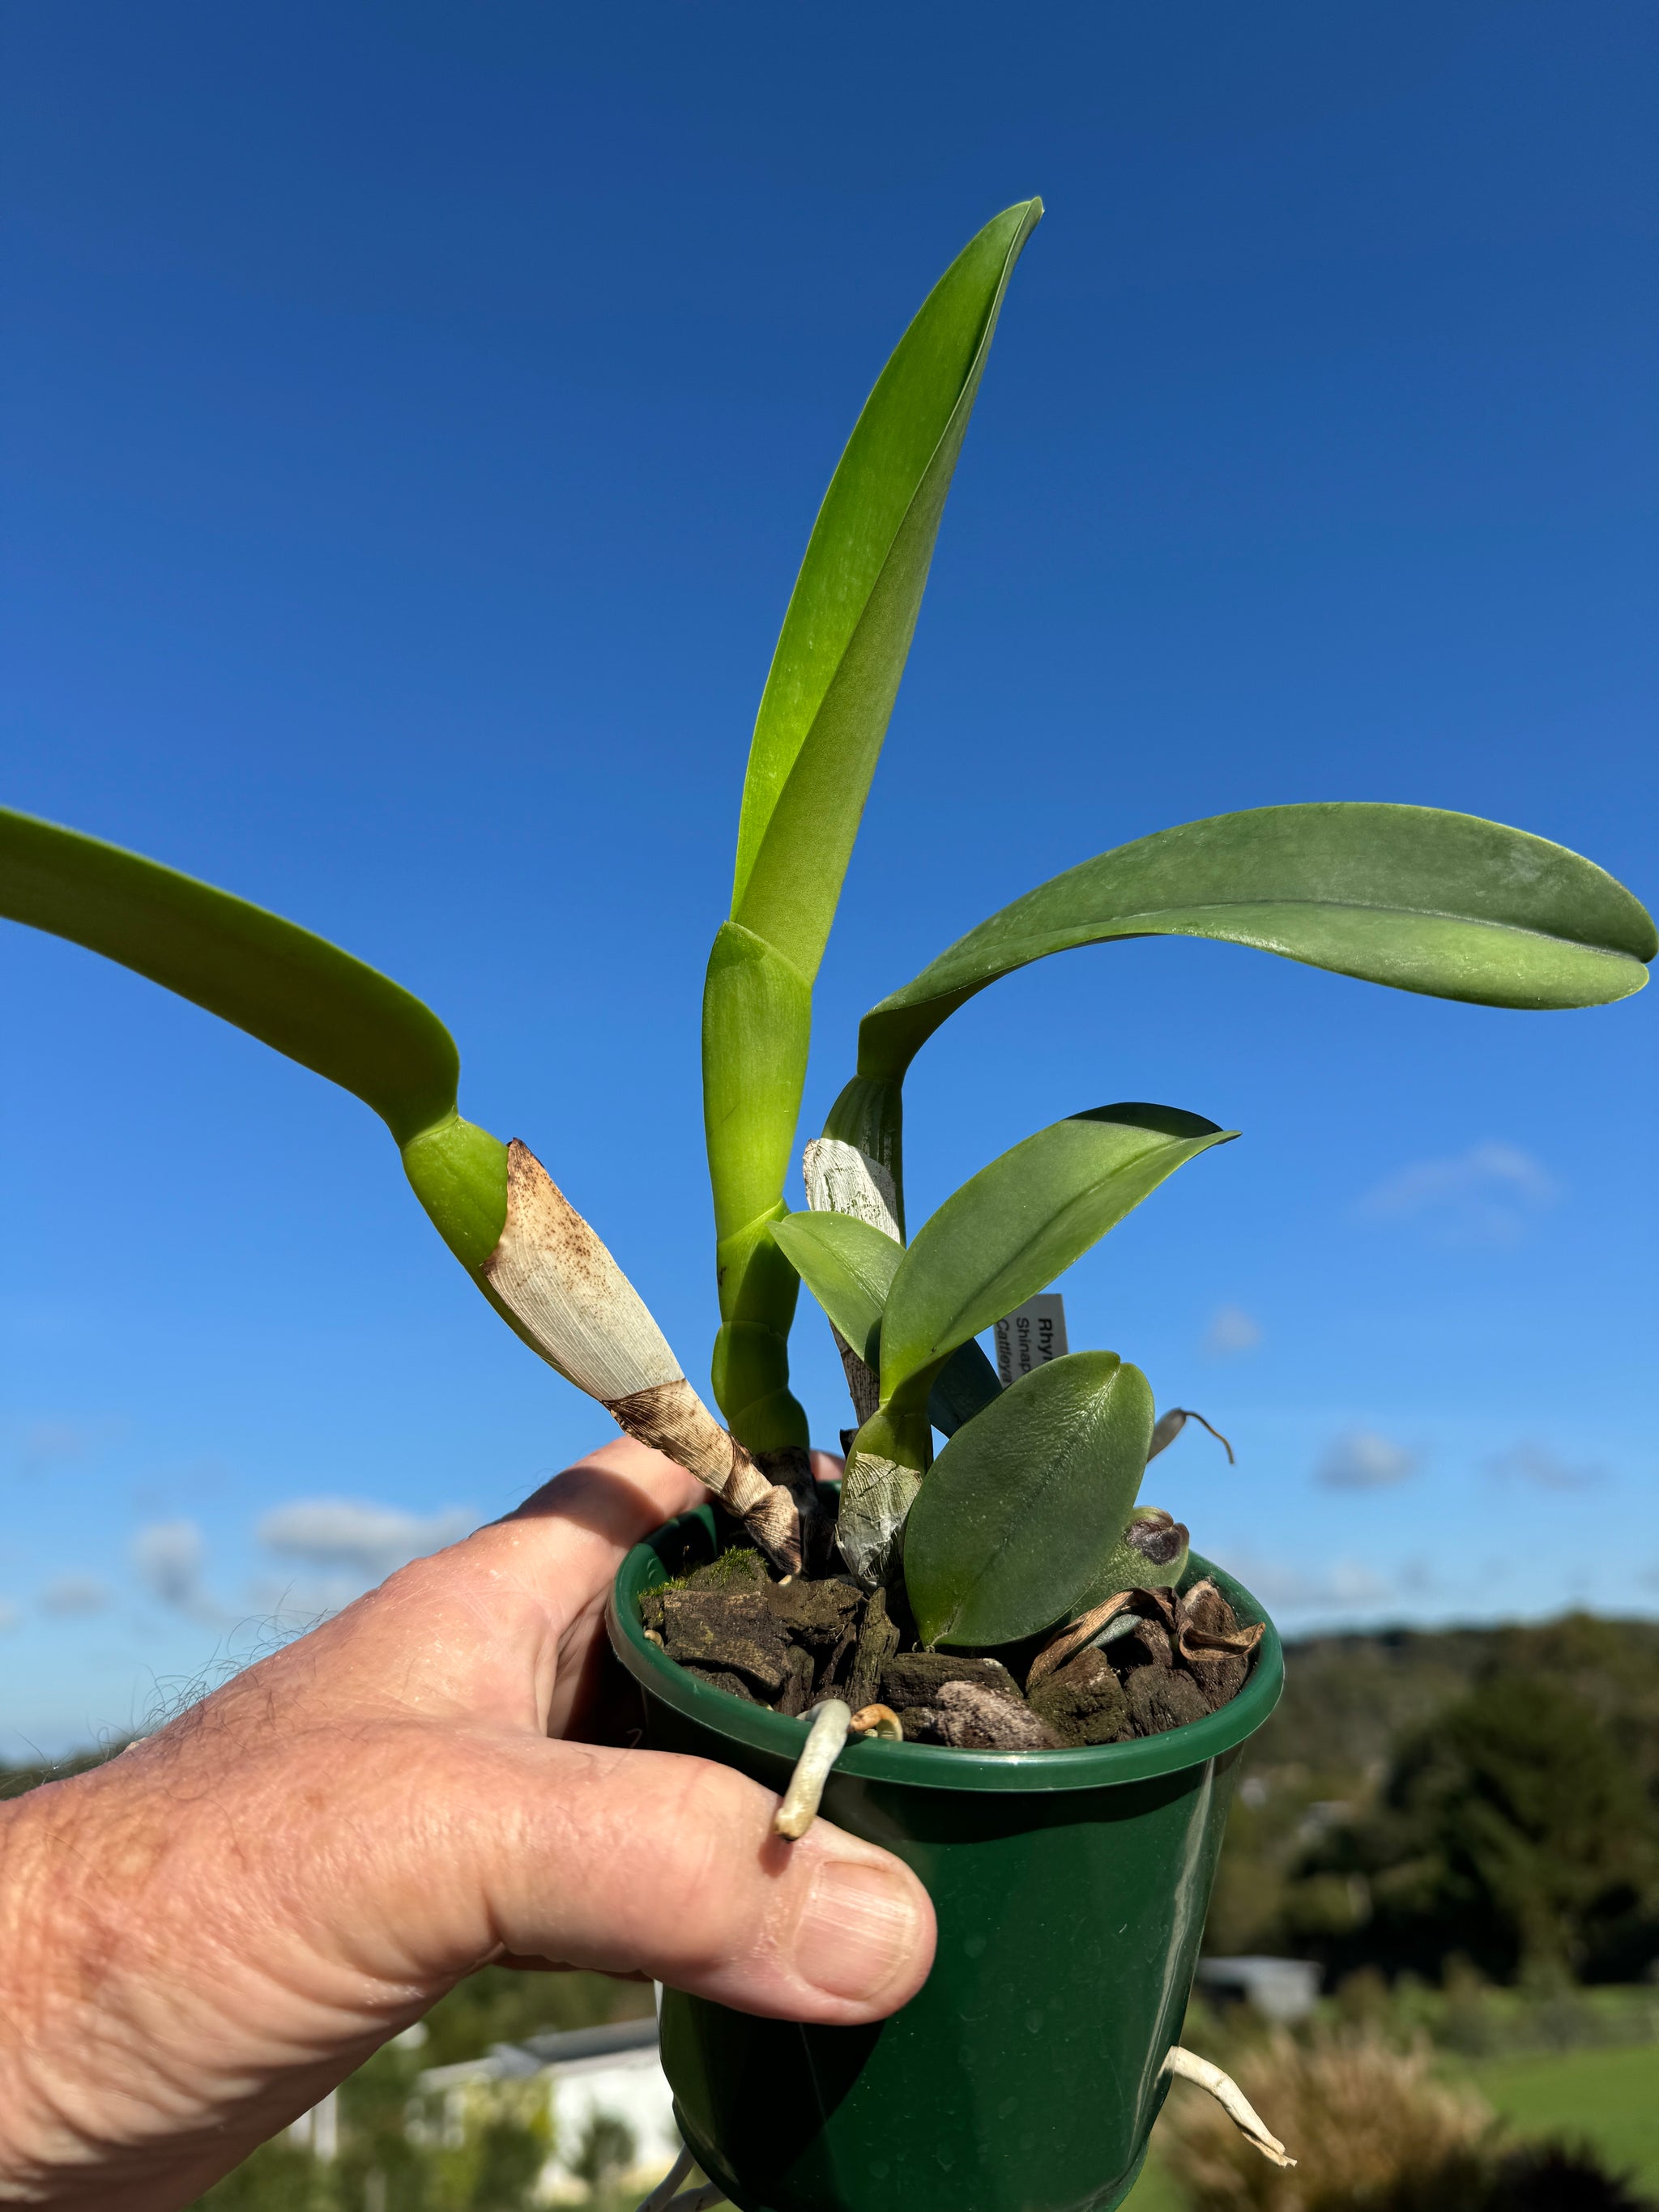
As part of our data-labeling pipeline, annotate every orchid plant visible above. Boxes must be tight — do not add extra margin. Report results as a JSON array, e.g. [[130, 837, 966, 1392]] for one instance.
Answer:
[[4, 201, 1653, 1660]]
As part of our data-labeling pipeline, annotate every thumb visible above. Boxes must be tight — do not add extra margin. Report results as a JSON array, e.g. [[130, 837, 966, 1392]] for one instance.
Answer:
[[407, 1731, 936, 2026]]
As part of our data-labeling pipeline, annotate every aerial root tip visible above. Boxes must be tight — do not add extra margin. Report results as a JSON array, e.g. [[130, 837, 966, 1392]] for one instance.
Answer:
[[1162, 2044, 1294, 2168], [772, 1698, 853, 1837]]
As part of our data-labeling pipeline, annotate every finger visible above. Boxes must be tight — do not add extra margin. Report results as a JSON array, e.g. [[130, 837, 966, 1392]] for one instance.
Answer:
[[413, 1734, 936, 2026]]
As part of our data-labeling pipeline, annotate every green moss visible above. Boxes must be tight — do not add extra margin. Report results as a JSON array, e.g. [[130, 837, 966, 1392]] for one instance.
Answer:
[[685, 1545, 772, 1593]]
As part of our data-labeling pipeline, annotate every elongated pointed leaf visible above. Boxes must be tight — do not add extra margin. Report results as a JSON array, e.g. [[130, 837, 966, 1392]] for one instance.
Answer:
[[704, 203, 1039, 1451], [1, 807, 458, 1141], [0, 809, 510, 1264], [905, 1351, 1155, 1647], [773, 1208, 998, 1436], [858, 803, 1656, 1084], [879, 1103, 1235, 1406], [730, 199, 1041, 982], [771, 1208, 902, 1369]]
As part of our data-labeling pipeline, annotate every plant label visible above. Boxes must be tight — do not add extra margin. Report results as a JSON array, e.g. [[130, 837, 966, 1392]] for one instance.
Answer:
[[994, 1294, 1068, 1386]]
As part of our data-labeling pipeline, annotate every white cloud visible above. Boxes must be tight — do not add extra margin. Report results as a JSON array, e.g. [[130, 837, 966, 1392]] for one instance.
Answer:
[[131, 1519, 227, 1622], [1486, 1443, 1603, 1491], [1353, 1141, 1558, 1245], [1203, 1305, 1263, 1357], [0, 1599, 18, 1634], [257, 1499, 474, 1580], [42, 1574, 111, 1617], [1316, 1430, 1421, 1490]]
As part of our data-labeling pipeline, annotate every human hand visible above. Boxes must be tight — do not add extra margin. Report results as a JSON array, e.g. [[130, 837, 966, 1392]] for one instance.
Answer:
[[0, 1440, 936, 2210]]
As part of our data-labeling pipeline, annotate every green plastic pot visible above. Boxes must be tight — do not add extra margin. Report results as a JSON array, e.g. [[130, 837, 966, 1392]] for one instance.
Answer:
[[607, 1504, 1283, 2212]]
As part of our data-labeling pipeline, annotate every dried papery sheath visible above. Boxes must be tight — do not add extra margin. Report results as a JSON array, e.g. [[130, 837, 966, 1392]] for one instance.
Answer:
[[753, 1443, 836, 1574], [1179, 1617, 1265, 1666], [1162, 2047, 1294, 2168], [774, 1698, 853, 1838], [1148, 1407, 1235, 1464], [485, 1141, 681, 1399], [837, 1450, 921, 1588], [803, 1134, 902, 1242], [485, 1141, 801, 1568], [801, 1136, 895, 1421], [831, 1333, 881, 1426], [1028, 1591, 1138, 1688]]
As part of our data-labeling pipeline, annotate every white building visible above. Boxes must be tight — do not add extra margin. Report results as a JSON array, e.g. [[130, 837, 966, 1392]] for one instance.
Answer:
[[418, 2014, 680, 2198]]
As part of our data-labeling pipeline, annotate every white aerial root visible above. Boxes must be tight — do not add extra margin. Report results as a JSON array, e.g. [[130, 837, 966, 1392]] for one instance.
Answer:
[[638, 2146, 696, 2212], [1162, 2046, 1295, 2168], [635, 2146, 726, 2212], [772, 1698, 853, 1838]]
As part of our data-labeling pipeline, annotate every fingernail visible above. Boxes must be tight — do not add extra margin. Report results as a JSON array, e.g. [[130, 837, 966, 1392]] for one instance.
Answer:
[[794, 1860, 923, 2001]]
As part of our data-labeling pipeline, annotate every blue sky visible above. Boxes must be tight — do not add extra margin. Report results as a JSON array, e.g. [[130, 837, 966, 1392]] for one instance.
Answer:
[[2, 2, 1655, 1758]]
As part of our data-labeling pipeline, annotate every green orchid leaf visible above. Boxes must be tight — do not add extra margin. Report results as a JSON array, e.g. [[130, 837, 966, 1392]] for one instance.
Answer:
[[878, 1103, 1235, 1409], [857, 803, 1657, 1085], [702, 922, 813, 1453], [729, 198, 1041, 984], [928, 1338, 1002, 1437], [905, 1351, 1155, 1647], [770, 1208, 902, 1369], [704, 202, 1038, 1451], [0, 806, 508, 1265], [1, 807, 458, 1140]]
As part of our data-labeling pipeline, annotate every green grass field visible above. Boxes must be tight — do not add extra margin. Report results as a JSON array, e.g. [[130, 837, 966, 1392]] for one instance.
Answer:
[[1472, 2042, 1659, 2192], [1121, 2039, 1659, 2208]]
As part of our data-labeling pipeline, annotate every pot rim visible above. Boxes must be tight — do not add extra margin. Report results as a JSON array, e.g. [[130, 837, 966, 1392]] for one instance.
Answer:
[[607, 1502, 1283, 1794]]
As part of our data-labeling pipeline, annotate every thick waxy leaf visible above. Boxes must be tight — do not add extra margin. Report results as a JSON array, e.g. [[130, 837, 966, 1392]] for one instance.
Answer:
[[0, 817, 788, 1545], [905, 1351, 1155, 1647], [702, 923, 813, 1451], [729, 200, 1041, 984], [703, 206, 1038, 1447], [878, 1103, 1235, 1409], [0, 806, 509, 1265], [857, 803, 1657, 1084], [1, 807, 459, 1142], [772, 1208, 997, 1438], [771, 1208, 901, 1369], [702, 924, 813, 1252]]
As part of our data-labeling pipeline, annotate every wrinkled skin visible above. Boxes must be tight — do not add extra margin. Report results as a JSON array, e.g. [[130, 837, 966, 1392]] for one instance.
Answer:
[[0, 1441, 935, 2210]]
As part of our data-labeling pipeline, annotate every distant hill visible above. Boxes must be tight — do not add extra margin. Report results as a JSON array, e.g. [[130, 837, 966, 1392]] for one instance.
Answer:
[[10, 1613, 1659, 1989], [1208, 1613, 1659, 1984]]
